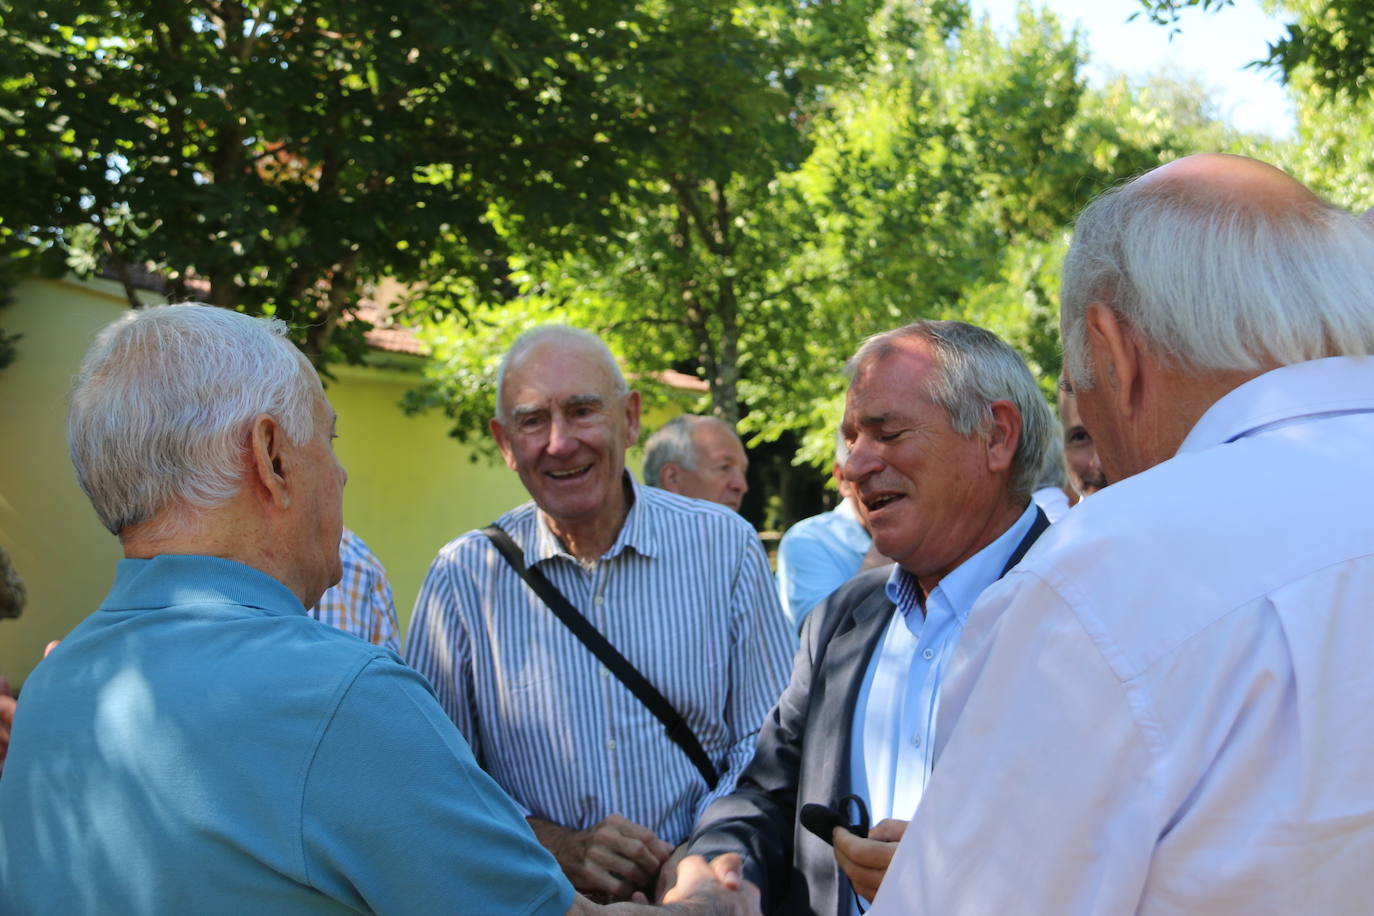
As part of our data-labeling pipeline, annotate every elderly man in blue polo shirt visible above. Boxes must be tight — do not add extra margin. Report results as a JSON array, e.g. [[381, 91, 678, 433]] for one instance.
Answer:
[[0, 304, 755, 916]]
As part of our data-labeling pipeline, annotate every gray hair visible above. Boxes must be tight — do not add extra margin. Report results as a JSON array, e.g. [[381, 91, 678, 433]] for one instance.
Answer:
[[1033, 423, 1068, 490], [643, 415, 735, 488], [68, 304, 318, 535], [494, 325, 628, 424], [1062, 174, 1374, 384], [848, 320, 1056, 501]]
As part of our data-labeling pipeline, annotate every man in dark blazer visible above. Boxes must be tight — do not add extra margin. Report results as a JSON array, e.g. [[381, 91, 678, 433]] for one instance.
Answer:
[[673, 320, 1056, 915]]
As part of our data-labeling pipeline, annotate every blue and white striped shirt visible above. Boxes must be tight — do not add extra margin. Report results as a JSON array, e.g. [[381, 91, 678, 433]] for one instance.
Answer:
[[405, 476, 793, 846]]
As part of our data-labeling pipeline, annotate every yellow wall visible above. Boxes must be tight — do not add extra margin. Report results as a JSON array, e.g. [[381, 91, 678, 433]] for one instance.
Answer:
[[3, 277, 659, 685]]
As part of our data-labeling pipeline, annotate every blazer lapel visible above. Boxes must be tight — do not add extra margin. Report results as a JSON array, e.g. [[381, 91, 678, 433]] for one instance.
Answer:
[[811, 580, 896, 801]]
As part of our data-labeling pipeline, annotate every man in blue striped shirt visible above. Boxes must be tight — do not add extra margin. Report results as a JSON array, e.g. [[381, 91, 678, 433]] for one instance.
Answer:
[[406, 325, 793, 904]]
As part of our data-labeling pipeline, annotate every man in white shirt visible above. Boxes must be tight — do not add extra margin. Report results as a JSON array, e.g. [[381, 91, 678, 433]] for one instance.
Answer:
[[869, 153, 1374, 914]]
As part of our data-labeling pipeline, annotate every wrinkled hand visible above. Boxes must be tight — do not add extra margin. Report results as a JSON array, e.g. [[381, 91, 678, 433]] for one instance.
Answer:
[[531, 814, 673, 901], [834, 818, 907, 903], [663, 853, 761, 915], [0, 675, 16, 775]]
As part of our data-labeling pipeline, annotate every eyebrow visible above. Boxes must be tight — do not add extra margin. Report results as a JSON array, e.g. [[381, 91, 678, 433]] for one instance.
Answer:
[[565, 394, 605, 409]]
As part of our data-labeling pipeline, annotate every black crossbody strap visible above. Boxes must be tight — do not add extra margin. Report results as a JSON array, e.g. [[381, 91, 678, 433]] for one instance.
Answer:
[[482, 524, 720, 790]]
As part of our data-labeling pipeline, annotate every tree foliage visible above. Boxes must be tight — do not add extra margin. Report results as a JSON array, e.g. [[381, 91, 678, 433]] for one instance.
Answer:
[[1136, 0, 1374, 99], [411, 2, 1233, 481], [0, 0, 682, 360]]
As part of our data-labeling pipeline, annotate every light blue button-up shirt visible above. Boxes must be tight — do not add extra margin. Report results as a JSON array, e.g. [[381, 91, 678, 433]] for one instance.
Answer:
[[849, 502, 1040, 824]]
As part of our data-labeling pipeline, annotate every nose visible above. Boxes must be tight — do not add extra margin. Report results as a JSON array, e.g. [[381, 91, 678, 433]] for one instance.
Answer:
[[730, 468, 748, 496], [843, 436, 882, 484], [546, 413, 578, 457]]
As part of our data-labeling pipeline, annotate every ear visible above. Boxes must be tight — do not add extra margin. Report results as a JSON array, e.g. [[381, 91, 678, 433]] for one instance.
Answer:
[[661, 463, 681, 492], [489, 417, 519, 472], [1084, 304, 1143, 421], [624, 390, 642, 446], [983, 400, 1022, 475], [249, 414, 292, 509]]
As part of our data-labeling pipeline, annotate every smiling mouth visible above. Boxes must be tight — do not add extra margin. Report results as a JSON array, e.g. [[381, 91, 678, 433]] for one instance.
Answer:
[[547, 464, 591, 480], [864, 493, 902, 512]]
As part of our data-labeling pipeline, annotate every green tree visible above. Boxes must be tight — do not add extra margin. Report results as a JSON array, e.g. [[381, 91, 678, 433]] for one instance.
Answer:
[[411, 2, 1234, 483], [1136, 0, 1374, 99], [0, 0, 673, 361]]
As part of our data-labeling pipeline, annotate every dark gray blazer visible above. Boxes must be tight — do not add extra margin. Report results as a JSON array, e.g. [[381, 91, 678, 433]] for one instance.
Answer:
[[687, 510, 1049, 916]]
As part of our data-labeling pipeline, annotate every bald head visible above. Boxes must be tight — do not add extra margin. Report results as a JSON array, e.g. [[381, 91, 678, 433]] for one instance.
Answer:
[[1061, 153, 1374, 389], [1131, 153, 1321, 214]]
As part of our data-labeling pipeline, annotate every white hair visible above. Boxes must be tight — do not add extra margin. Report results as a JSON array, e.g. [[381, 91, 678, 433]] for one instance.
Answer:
[[642, 415, 738, 488], [1062, 176, 1374, 385], [494, 325, 628, 424], [68, 304, 319, 535], [848, 320, 1056, 501]]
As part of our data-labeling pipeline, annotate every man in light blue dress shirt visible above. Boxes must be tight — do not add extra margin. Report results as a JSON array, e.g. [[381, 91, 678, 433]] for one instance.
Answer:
[[681, 320, 1056, 916], [775, 437, 877, 631]]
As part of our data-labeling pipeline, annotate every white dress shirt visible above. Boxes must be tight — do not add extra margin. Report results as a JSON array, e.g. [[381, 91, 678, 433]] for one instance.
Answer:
[[871, 356, 1374, 915]]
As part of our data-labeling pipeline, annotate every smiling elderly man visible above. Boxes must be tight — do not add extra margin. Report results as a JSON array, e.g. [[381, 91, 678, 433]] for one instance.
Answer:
[[0, 306, 757, 916], [676, 320, 1056, 915], [406, 325, 792, 903], [870, 154, 1374, 914]]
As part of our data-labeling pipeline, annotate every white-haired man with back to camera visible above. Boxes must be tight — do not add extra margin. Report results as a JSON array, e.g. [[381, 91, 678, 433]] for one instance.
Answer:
[[869, 154, 1374, 914], [0, 304, 756, 916]]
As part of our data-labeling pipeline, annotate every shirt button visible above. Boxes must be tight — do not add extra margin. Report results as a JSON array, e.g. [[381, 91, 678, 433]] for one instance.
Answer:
[[600, 667, 610, 678], [922, 648, 935, 660], [594, 595, 605, 606], [912, 734, 922, 748], [606, 739, 617, 751]]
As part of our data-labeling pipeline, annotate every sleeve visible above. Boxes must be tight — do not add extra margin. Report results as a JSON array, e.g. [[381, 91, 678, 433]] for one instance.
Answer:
[[403, 547, 482, 762], [300, 659, 574, 916], [776, 523, 856, 632], [868, 573, 1160, 916], [687, 586, 832, 911], [692, 531, 794, 821]]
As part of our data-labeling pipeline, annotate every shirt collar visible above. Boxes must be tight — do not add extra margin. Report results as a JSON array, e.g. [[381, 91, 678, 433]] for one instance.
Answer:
[[884, 501, 1040, 623], [99, 554, 306, 616], [530, 471, 657, 565], [1179, 356, 1374, 455]]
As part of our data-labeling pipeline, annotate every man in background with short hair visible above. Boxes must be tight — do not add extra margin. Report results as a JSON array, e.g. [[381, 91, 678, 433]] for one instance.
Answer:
[[775, 435, 876, 631], [642, 414, 750, 512], [1058, 379, 1105, 500]]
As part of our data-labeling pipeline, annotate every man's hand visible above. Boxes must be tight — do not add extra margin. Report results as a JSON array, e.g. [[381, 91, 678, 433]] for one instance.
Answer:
[[530, 814, 674, 901], [653, 841, 691, 902], [833, 818, 907, 903], [662, 853, 761, 915], [0, 675, 17, 775]]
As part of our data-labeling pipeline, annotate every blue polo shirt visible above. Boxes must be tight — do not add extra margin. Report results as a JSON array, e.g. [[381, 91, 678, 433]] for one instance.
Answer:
[[0, 555, 573, 915]]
